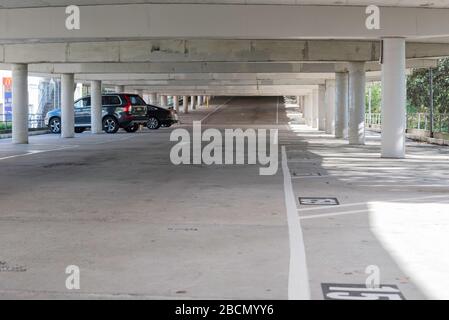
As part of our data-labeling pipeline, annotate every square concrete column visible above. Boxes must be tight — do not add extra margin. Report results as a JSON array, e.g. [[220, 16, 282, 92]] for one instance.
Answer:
[[115, 85, 125, 93], [335, 72, 349, 139], [348, 62, 366, 145], [173, 95, 179, 113], [61, 74, 75, 138], [191, 96, 196, 110], [183, 96, 189, 113], [381, 38, 406, 158], [12, 64, 29, 144], [325, 80, 336, 135], [91, 80, 103, 134], [149, 93, 158, 105], [318, 84, 326, 131]]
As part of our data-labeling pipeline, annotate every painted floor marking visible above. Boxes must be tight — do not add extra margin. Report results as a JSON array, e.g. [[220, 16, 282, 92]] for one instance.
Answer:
[[0, 145, 78, 161], [200, 97, 233, 123], [281, 145, 310, 300]]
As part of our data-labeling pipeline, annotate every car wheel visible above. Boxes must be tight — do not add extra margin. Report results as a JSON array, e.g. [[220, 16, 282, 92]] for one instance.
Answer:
[[124, 124, 139, 133], [49, 117, 61, 134], [147, 117, 161, 130], [75, 127, 85, 134], [102, 116, 119, 134]]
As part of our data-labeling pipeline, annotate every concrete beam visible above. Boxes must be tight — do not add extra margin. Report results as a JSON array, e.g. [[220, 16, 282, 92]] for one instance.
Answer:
[[126, 86, 315, 96], [0, 59, 437, 74], [0, 40, 447, 64], [1, 4, 449, 40]]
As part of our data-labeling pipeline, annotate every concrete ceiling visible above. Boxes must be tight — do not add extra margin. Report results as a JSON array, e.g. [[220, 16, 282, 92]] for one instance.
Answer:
[[1, 1, 449, 9]]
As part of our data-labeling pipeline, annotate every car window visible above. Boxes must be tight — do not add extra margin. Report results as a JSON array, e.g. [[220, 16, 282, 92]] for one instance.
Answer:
[[82, 97, 91, 107], [74, 99, 83, 109], [102, 96, 121, 106], [128, 95, 146, 106]]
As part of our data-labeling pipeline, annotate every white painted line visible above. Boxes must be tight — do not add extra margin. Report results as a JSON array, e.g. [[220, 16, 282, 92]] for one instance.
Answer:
[[281, 146, 310, 300], [0, 145, 78, 161], [300, 209, 369, 220], [300, 199, 449, 220], [200, 97, 233, 123], [297, 194, 449, 213]]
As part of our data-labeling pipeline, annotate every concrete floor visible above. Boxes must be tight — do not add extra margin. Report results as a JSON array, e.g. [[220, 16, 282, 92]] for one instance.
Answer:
[[0, 97, 448, 299]]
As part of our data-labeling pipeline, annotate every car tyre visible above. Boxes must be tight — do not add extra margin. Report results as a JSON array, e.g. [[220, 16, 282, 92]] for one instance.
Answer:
[[102, 116, 119, 134], [75, 127, 86, 134], [147, 117, 161, 130], [49, 117, 61, 134]]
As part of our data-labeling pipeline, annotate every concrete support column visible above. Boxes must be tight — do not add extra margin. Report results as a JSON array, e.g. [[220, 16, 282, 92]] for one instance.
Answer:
[[335, 72, 349, 139], [149, 93, 158, 105], [12, 64, 29, 144], [134, 89, 143, 96], [381, 38, 406, 158], [91, 80, 102, 134], [115, 85, 124, 93], [191, 96, 196, 110], [173, 96, 179, 113], [61, 73, 75, 138], [312, 89, 318, 129], [325, 80, 336, 135], [318, 84, 326, 131], [183, 96, 189, 113], [348, 62, 366, 145], [160, 95, 168, 107], [306, 94, 313, 126], [197, 96, 203, 107]]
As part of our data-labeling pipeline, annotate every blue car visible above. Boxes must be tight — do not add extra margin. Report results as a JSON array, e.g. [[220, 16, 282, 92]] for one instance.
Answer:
[[45, 93, 148, 134]]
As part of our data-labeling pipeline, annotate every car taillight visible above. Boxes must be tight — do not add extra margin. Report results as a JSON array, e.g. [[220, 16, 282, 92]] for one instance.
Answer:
[[123, 103, 132, 113]]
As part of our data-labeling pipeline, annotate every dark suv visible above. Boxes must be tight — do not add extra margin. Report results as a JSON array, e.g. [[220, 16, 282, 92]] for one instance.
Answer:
[[45, 94, 148, 134], [146, 105, 179, 130]]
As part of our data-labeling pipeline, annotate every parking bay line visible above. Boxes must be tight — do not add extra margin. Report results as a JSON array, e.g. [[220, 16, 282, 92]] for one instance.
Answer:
[[281, 145, 311, 300], [0, 145, 79, 162], [200, 97, 233, 123]]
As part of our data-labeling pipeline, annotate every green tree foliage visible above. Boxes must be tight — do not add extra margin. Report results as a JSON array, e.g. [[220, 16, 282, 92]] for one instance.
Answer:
[[407, 58, 449, 114], [365, 82, 382, 113]]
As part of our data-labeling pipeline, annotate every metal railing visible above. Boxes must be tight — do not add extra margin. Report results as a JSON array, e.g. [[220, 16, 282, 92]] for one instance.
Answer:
[[365, 113, 449, 133], [0, 114, 47, 134]]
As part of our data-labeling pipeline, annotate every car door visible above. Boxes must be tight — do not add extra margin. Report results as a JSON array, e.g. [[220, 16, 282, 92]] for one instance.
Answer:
[[77, 97, 91, 125], [74, 99, 85, 125]]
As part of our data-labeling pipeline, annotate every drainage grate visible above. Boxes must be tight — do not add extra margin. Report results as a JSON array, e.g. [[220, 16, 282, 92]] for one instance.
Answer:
[[321, 283, 405, 300], [299, 197, 339, 205]]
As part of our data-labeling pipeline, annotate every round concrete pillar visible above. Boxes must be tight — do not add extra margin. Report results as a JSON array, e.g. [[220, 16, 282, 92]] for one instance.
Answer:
[[173, 95, 179, 113], [91, 80, 103, 134], [197, 96, 203, 107], [318, 84, 326, 131], [348, 62, 366, 145], [12, 64, 29, 144], [312, 89, 318, 129], [325, 80, 336, 135], [191, 96, 196, 110], [149, 93, 158, 105], [61, 74, 75, 138], [381, 38, 406, 158], [160, 95, 168, 107], [183, 96, 189, 113], [335, 72, 349, 139]]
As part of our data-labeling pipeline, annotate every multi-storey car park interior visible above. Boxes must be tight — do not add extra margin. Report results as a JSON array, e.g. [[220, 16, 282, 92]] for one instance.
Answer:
[[0, 0, 449, 301]]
